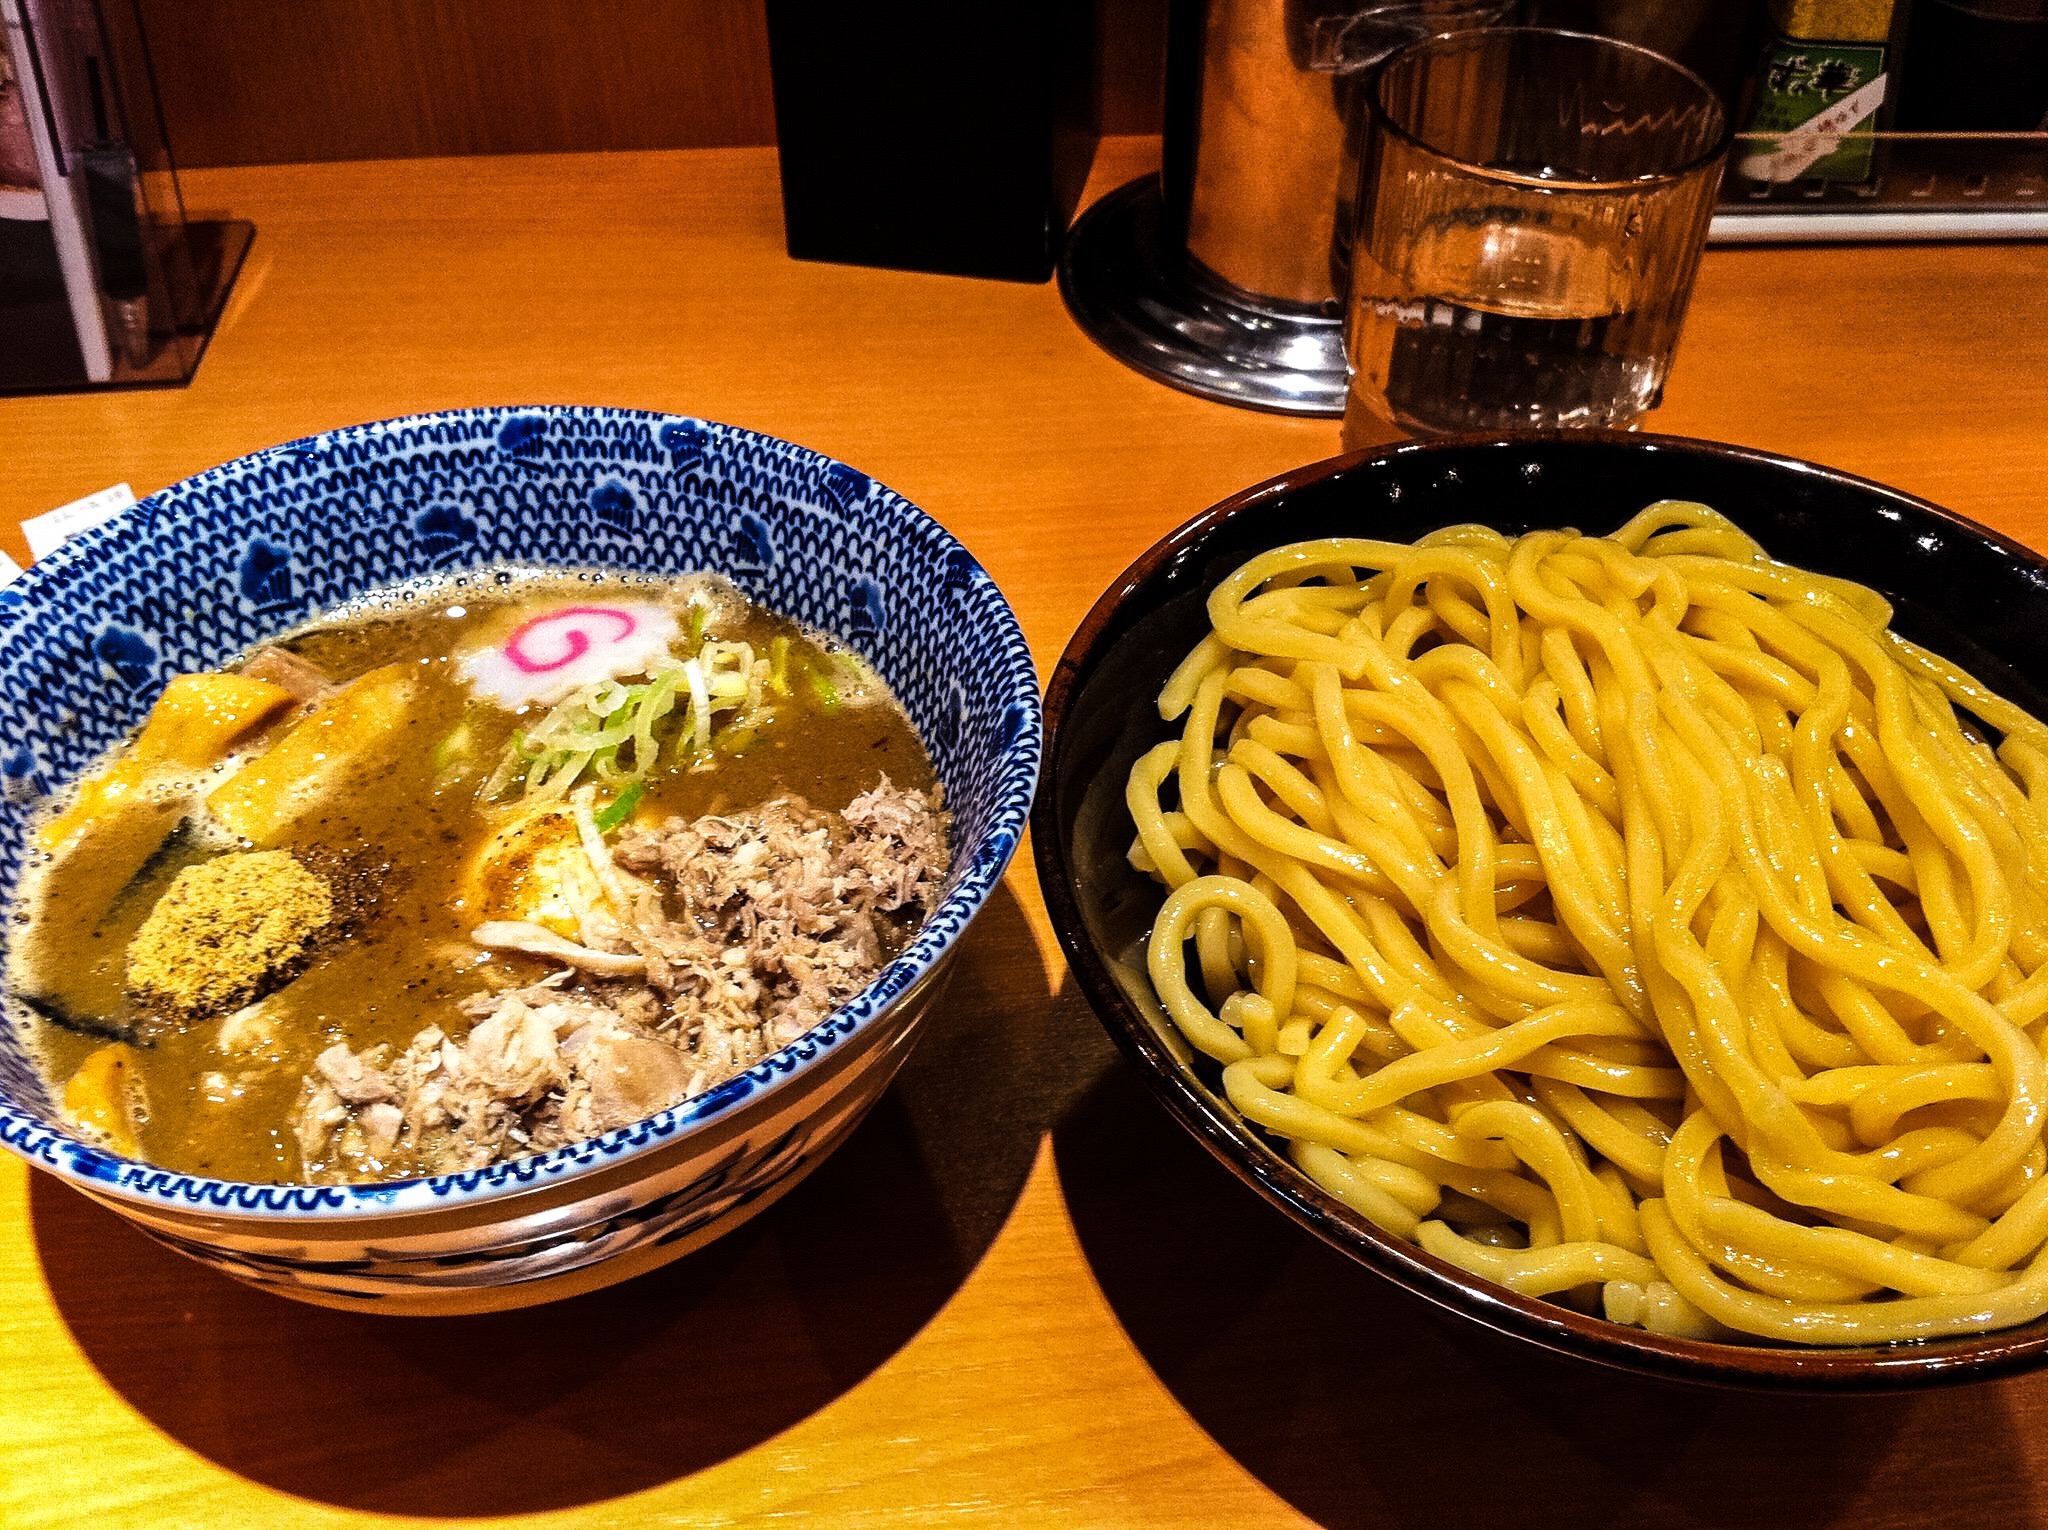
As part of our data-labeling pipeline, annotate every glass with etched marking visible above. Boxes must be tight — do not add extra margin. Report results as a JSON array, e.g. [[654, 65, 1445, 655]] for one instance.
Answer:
[[1342, 28, 1730, 444]]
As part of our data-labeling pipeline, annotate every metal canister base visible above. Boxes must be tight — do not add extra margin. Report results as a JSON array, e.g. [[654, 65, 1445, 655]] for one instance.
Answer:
[[1057, 176, 1349, 418]]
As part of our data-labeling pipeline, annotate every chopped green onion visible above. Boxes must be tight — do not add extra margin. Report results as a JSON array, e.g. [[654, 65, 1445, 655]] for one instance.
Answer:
[[767, 636, 791, 697], [809, 668, 841, 713], [432, 722, 473, 773], [593, 780, 646, 832], [683, 655, 713, 755], [482, 637, 776, 806]]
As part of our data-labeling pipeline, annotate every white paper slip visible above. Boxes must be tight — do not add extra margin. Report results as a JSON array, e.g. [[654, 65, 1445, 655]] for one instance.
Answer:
[[0, 549, 22, 587], [24, 482, 137, 561]]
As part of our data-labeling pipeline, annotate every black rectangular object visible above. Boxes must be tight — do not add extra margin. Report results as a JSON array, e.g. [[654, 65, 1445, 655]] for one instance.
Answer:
[[0, 218, 90, 393], [764, 1, 1098, 284], [0, 0, 250, 394]]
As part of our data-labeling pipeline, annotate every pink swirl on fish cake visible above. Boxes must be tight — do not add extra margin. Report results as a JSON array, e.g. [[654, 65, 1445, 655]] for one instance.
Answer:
[[505, 605, 640, 674], [462, 599, 680, 707]]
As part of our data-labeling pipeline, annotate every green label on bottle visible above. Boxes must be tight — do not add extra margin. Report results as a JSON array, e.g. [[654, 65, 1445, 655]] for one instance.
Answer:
[[1740, 39, 1888, 183]]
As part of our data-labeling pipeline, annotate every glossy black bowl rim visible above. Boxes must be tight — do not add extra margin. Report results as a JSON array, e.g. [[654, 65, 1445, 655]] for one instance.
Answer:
[[1033, 429, 2048, 1392]]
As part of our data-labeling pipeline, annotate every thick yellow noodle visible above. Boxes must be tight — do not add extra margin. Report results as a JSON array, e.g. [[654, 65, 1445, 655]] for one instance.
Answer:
[[1130, 502, 2048, 1346]]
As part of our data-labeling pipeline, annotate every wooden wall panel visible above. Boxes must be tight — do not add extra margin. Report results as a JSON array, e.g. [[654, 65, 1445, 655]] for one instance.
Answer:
[[134, 0, 1169, 167], [134, 0, 779, 165]]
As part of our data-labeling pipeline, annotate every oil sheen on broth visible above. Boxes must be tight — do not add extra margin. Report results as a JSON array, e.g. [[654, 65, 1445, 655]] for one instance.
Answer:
[[11, 570, 943, 1184]]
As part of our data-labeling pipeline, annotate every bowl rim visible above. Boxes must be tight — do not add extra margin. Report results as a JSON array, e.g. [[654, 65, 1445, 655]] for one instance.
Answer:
[[0, 405, 1042, 1222], [1033, 428, 2048, 1390]]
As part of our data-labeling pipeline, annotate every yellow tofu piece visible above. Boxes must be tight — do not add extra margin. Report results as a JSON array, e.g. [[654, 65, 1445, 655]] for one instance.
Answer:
[[35, 672, 293, 853], [34, 778, 189, 940], [35, 755, 155, 854], [63, 1043, 144, 1157], [208, 664, 416, 845], [133, 672, 295, 769]]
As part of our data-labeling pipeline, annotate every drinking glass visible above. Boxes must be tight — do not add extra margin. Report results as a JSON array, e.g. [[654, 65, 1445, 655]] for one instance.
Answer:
[[1319, 0, 1517, 303], [1341, 27, 1730, 445]]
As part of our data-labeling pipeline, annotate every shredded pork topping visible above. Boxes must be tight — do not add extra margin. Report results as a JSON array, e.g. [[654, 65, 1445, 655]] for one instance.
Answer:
[[293, 777, 948, 1181]]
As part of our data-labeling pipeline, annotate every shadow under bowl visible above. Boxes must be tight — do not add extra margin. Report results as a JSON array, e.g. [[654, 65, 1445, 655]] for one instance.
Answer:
[[1033, 430, 2048, 1391]]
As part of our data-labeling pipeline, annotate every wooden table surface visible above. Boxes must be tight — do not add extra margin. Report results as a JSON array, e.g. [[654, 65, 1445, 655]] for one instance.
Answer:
[[3, 137, 2047, 1530]]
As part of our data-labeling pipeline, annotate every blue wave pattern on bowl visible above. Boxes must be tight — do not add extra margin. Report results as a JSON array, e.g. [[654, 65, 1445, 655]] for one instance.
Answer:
[[0, 407, 1039, 1219]]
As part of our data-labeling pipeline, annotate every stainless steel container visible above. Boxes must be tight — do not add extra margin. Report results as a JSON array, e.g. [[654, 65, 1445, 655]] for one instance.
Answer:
[[1061, 0, 1507, 415]]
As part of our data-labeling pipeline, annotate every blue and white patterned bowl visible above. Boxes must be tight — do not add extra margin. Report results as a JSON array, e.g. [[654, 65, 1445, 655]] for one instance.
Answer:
[[0, 406, 1040, 1313]]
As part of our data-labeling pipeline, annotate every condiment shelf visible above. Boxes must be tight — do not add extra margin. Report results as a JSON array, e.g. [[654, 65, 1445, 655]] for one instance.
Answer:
[[1713, 133, 2048, 240]]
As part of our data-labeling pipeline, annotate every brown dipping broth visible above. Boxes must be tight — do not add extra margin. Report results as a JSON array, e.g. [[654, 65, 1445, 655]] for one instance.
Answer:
[[16, 571, 937, 1183]]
